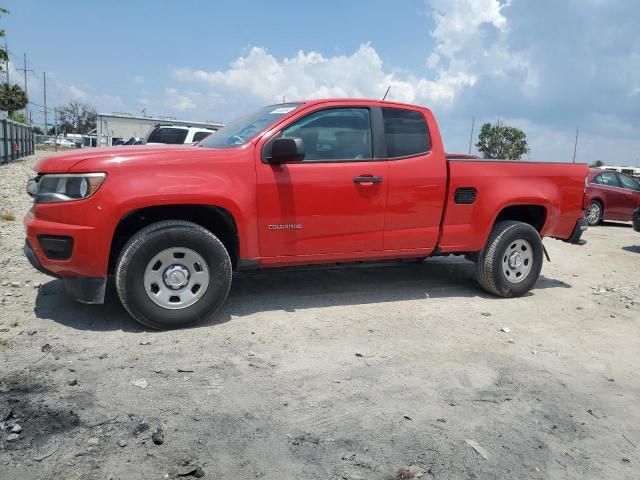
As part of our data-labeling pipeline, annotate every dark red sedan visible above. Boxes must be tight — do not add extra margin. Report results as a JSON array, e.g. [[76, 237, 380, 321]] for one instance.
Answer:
[[585, 169, 640, 225]]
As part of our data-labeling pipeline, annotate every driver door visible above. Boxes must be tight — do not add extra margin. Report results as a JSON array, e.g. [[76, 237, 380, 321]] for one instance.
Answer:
[[256, 107, 388, 258]]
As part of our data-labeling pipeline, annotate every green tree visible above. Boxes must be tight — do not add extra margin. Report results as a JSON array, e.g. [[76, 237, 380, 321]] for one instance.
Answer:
[[0, 82, 28, 117], [0, 8, 8, 75], [32, 126, 43, 134], [56, 101, 97, 134], [590, 160, 604, 168], [9, 111, 27, 123], [476, 122, 529, 160]]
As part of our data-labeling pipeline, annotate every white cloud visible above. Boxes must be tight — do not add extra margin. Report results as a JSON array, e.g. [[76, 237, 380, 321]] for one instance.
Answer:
[[172, 1, 536, 111], [66, 85, 125, 112], [68, 85, 89, 101], [428, 0, 509, 59], [174, 43, 478, 107], [164, 88, 196, 112], [426, 0, 532, 91]]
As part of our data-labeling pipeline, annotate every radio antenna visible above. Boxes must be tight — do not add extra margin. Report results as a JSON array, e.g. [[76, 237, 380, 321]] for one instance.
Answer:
[[382, 85, 391, 101]]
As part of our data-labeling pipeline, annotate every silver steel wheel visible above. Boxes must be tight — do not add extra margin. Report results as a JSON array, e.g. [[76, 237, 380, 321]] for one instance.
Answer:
[[143, 247, 210, 310], [586, 202, 601, 225], [501, 239, 533, 284]]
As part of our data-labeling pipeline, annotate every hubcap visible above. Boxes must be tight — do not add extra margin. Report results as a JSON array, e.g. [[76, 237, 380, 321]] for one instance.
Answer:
[[502, 239, 533, 284], [587, 203, 601, 224], [144, 247, 210, 310], [163, 264, 190, 289]]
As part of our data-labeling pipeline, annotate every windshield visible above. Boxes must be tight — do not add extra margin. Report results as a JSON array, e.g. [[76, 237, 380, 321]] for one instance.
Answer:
[[199, 103, 303, 149]]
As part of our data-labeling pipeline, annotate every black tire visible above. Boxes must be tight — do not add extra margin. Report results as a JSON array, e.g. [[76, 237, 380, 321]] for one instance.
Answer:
[[474, 221, 544, 298], [586, 200, 603, 226], [115, 220, 232, 329]]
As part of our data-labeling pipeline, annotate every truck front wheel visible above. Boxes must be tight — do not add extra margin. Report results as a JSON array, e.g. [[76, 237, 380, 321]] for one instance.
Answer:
[[474, 221, 544, 298], [115, 220, 232, 329]]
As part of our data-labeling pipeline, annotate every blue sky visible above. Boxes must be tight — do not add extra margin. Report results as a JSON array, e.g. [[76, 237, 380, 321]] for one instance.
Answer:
[[5, 0, 640, 165]]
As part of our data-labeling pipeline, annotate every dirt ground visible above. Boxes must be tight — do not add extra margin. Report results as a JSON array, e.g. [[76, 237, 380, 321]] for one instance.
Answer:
[[1, 152, 639, 480]]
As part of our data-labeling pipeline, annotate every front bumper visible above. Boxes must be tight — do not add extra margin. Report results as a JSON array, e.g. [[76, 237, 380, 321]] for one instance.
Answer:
[[24, 238, 106, 304], [563, 218, 588, 244]]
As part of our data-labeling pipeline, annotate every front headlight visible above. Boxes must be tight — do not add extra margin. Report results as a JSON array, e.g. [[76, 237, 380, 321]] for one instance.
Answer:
[[26, 173, 106, 203]]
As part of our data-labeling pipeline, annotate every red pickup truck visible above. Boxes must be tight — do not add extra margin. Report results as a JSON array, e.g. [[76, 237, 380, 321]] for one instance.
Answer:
[[24, 99, 588, 329]]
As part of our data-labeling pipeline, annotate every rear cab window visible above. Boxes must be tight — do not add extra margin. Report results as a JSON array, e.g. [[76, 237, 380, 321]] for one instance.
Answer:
[[382, 107, 431, 158]]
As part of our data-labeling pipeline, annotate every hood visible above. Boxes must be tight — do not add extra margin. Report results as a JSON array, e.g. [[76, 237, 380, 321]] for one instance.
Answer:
[[34, 145, 241, 173]]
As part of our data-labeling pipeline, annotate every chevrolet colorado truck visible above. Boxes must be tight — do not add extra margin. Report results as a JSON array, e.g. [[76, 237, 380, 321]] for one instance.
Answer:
[[24, 99, 589, 329]]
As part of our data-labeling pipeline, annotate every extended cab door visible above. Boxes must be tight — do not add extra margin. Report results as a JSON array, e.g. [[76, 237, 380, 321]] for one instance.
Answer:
[[256, 106, 388, 258], [380, 107, 447, 250]]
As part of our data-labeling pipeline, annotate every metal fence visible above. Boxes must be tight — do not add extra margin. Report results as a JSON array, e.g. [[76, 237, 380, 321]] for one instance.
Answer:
[[0, 118, 36, 164]]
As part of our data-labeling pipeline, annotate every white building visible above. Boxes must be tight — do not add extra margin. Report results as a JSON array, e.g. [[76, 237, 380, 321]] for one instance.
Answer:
[[96, 113, 223, 147]]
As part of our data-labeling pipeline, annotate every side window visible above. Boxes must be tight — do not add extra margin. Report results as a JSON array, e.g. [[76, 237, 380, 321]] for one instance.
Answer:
[[281, 108, 372, 161], [192, 131, 212, 143], [593, 175, 603, 184], [598, 172, 620, 187], [146, 127, 188, 144], [382, 107, 431, 158], [618, 174, 640, 191]]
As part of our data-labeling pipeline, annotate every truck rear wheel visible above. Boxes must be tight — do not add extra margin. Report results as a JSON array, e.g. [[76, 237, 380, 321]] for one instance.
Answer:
[[115, 220, 232, 329], [474, 221, 543, 298]]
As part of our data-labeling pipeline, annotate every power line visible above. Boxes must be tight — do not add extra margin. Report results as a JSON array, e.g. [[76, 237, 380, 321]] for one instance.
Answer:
[[27, 100, 56, 112]]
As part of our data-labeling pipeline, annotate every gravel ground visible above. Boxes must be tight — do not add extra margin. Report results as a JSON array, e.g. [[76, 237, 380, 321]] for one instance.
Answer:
[[1, 152, 639, 480]]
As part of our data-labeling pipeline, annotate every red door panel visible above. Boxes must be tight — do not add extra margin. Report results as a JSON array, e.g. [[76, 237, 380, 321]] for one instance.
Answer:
[[256, 162, 388, 256], [384, 151, 447, 250]]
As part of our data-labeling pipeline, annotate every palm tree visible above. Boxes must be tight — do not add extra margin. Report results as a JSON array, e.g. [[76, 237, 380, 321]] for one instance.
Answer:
[[0, 83, 28, 117]]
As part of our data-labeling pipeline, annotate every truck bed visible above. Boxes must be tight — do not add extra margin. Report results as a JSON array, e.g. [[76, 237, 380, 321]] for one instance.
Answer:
[[438, 160, 589, 253]]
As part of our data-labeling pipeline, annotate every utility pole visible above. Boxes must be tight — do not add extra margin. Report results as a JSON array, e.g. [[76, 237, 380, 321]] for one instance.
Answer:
[[53, 108, 58, 152], [4, 37, 8, 83], [468, 116, 475, 154], [572, 128, 579, 163], [17, 53, 34, 119], [43, 72, 48, 136]]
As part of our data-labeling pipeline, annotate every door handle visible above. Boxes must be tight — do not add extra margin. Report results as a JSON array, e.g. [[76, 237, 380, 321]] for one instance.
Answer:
[[353, 175, 383, 184]]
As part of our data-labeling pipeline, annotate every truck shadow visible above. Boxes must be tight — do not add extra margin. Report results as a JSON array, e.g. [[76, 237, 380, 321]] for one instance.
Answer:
[[622, 245, 640, 254], [34, 256, 571, 332]]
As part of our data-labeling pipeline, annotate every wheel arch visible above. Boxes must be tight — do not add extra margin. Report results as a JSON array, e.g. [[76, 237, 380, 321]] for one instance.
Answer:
[[492, 204, 548, 233], [109, 204, 240, 273], [589, 197, 604, 208]]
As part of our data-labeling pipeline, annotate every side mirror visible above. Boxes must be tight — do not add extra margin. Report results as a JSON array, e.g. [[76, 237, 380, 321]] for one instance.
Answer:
[[269, 137, 305, 164]]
